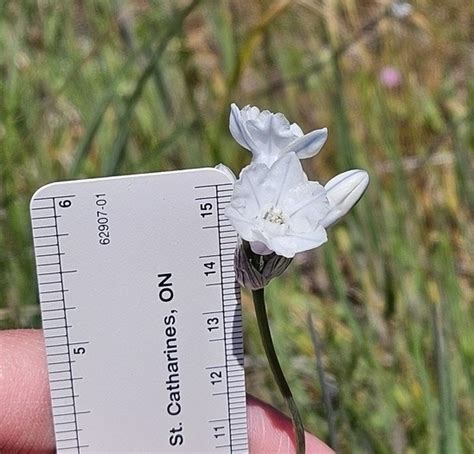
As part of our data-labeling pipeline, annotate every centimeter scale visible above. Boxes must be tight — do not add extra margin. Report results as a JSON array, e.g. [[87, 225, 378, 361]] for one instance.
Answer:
[[29, 168, 248, 453]]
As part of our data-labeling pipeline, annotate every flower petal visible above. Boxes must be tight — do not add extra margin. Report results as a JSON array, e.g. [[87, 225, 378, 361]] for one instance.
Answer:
[[267, 226, 328, 258], [236, 163, 274, 210], [245, 114, 301, 165], [241, 105, 261, 121], [225, 162, 273, 240], [320, 169, 369, 228], [284, 127, 328, 159], [224, 205, 258, 241], [215, 163, 237, 183], [268, 153, 307, 206], [229, 103, 255, 151], [290, 122, 304, 136], [283, 181, 329, 227], [249, 241, 273, 255]]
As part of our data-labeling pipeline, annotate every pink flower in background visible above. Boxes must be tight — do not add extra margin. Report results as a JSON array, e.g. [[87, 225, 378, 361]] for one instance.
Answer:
[[379, 66, 402, 89]]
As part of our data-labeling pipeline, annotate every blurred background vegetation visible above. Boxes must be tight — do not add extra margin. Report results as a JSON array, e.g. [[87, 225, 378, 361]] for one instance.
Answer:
[[1, 0, 473, 452]]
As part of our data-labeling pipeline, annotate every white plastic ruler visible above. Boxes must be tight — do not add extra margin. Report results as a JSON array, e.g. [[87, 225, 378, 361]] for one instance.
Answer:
[[29, 168, 248, 453]]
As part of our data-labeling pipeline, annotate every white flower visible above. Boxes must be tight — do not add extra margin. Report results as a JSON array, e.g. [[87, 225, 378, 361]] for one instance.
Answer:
[[229, 103, 328, 168], [226, 153, 330, 258], [225, 154, 369, 258], [225, 104, 369, 261]]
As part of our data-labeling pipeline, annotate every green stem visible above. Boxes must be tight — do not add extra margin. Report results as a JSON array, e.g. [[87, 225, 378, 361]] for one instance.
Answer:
[[252, 288, 305, 454]]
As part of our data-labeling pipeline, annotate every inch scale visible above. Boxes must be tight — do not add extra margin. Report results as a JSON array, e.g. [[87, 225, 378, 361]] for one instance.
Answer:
[[30, 168, 248, 453]]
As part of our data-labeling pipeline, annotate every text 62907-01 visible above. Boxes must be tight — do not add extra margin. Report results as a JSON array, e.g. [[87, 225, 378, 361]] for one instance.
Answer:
[[95, 194, 110, 245]]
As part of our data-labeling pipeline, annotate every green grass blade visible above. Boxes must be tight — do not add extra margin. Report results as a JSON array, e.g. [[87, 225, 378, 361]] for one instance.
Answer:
[[102, 0, 204, 175], [70, 91, 114, 176], [307, 311, 338, 450]]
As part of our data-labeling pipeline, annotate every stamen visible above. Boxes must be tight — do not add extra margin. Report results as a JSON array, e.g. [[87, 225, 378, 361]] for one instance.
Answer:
[[263, 206, 286, 225]]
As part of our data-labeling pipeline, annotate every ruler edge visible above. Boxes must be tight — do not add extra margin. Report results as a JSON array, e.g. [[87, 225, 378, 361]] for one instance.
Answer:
[[29, 167, 233, 208]]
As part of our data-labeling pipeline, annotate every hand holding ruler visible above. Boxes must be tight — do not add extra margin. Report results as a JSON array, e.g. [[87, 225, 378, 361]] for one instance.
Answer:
[[30, 168, 248, 453]]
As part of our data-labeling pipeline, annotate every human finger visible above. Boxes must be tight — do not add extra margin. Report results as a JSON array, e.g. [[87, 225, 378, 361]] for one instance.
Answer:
[[247, 395, 334, 453], [0, 330, 333, 453], [0, 329, 55, 453]]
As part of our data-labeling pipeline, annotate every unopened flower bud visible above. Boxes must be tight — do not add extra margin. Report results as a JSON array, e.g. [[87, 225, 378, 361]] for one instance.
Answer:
[[320, 170, 369, 228]]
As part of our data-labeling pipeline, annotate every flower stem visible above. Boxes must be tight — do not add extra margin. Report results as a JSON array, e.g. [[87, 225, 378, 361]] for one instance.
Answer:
[[252, 288, 305, 454]]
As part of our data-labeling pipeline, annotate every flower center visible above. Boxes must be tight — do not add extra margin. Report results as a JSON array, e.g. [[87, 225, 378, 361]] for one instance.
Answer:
[[257, 205, 290, 236], [262, 206, 286, 224]]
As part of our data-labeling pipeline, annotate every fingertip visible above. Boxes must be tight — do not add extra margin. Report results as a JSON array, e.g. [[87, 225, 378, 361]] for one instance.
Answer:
[[0, 329, 55, 453], [247, 395, 334, 453]]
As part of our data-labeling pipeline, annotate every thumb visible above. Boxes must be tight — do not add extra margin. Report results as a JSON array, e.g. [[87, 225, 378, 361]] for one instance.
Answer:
[[0, 329, 55, 453], [0, 330, 333, 453], [247, 395, 334, 453]]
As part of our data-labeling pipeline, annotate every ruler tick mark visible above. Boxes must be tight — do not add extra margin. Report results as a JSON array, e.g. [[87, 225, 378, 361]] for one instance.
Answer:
[[49, 360, 76, 366], [199, 254, 221, 259], [40, 289, 69, 294], [42, 307, 76, 313], [202, 310, 222, 315], [50, 377, 83, 383], [56, 428, 83, 434], [35, 233, 69, 239], [37, 253, 65, 259], [50, 385, 74, 391], [195, 183, 232, 189], [44, 325, 72, 331], [33, 224, 57, 229], [31, 206, 54, 210], [45, 333, 69, 341], [41, 298, 64, 304], [34, 194, 76, 201], [53, 403, 77, 409], [31, 214, 62, 220], [54, 410, 90, 417], [56, 436, 81, 443]]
